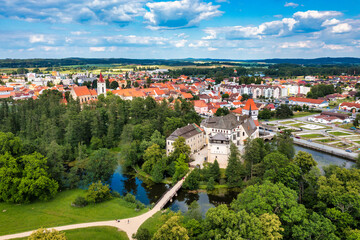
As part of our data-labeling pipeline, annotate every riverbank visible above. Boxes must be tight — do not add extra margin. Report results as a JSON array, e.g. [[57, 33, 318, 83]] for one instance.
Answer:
[[293, 138, 357, 161], [0, 189, 147, 236]]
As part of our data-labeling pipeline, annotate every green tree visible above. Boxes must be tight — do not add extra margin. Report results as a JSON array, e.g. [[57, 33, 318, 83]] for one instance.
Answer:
[[206, 177, 215, 191], [134, 228, 151, 240], [275, 104, 293, 119], [243, 138, 267, 179], [170, 137, 191, 162], [85, 148, 117, 184], [85, 181, 112, 203], [151, 157, 166, 183], [172, 153, 189, 183], [259, 108, 273, 120], [294, 151, 317, 202], [274, 130, 295, 159], [183, 168, 201, 190], [142, 144, 163, 174], [110, 81, 119, 89], [215, 107, 230, 116], [0, 132, 22, 156], [153, 215, 189, 240], [225, 143, 244, 187], [209, 160, 221, 182], [17, 152, 58, 203], [28, 228, 66, 240], [292, 212, 339, 240]]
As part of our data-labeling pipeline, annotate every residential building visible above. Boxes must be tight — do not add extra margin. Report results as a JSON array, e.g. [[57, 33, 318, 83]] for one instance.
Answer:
[[166, 123, 205, 155], [70, 86, 97, 103], [289, 97, 329, 108]]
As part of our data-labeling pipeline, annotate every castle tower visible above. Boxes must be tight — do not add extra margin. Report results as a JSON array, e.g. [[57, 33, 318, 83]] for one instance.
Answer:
[[97, 73, 106, 96]]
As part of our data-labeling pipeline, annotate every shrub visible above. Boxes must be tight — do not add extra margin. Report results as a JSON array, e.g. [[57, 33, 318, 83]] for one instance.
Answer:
[[85, 181, 112, 203], [124, 193, 137, 203], [207, 177, 215, 191], [134, 228, 151, 240], [72, 196, 88, 207]]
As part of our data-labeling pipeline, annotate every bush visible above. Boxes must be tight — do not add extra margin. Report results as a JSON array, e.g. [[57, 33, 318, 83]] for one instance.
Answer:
[[72, 196, 88, 207], [124, 193, 137, 203], [85, 181, 112, 203], [134, 228, 151, 240]]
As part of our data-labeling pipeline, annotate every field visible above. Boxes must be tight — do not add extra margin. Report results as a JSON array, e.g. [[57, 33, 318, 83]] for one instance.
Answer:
[[14, 227, 128, 240], [328, 131, 352, 136], [0, 189, 148, 235], [65, 227, 128, 240], [299, 134, 324, 138]]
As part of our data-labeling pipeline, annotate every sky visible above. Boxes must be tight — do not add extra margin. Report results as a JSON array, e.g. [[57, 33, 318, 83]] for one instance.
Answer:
[[0, 0, 360, 59]]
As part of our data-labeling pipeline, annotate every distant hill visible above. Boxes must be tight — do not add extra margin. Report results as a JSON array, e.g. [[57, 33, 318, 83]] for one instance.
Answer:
[[1, 57, 360, 68]]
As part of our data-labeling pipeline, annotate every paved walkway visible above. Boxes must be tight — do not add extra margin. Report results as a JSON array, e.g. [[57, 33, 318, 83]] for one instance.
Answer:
[[0, 171, 192, 240]]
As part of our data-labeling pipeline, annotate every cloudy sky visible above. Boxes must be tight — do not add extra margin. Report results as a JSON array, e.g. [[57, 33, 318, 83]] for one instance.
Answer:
[[0, 0, 359, 59]]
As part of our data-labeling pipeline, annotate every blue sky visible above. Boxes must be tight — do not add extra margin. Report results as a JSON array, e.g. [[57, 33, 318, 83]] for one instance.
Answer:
[[0, 0, 359, 59]]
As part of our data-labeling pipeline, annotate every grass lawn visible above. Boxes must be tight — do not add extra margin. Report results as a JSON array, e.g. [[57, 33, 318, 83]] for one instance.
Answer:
[[280, 121, 295, 124], [293, 112, 317, 118], [14, 227, 128, 240], [290, 123, 303, 128], [315, 138, 334, 143], [137, 211, 165, 238], [65, 227, 128, 240], [299, 134, 324, 138], [0, 189, 148, 236], [328, 131, 352, 136]]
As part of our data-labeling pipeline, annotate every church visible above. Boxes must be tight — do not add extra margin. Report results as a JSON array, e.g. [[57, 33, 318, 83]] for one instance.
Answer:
[[70, 73, 106, 103]]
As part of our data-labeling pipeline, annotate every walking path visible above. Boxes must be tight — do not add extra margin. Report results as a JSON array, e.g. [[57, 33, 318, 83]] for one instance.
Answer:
[[0, 170, 192, 240]]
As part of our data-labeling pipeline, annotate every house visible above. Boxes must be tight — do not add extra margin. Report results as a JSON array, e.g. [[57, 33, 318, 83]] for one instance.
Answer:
[[193, 100, 208, 115], [242, 98, 259, 120], [70, 86, 97, 104], [265, 103, 276, 111], [166, 123, 205, 155], [289, 97, 329, 108], [339, 102, 360, 111], [201, 114, 259, 168]]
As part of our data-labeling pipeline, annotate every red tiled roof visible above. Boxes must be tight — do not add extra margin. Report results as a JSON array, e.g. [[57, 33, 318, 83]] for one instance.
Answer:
[[98, 73, 105, 83], [289, 97, 325, 104], [73, 86, 96, 97], [243, 99, 258, 110]]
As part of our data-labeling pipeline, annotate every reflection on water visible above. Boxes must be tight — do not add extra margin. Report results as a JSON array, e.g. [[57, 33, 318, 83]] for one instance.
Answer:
[[166, 189, 239, 217], [110, 165, 169, 205], [294, 145, 355, 170], [110, 146, 354, 216]]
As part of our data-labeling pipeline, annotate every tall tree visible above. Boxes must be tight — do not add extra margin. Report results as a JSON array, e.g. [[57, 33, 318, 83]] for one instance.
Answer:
[[225, 143, 245, 187]]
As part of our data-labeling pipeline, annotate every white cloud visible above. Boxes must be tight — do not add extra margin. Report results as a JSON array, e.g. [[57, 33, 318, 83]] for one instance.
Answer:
[[331, 23, 352, 33], [171, 39, 188, 47], [144, 0, 223, 29], [89, 47, 106, 52], [284, 2, 299, 8], [207, 47, 218, 51], [323, 44, 346, 50], [105, 35, 168, 45], [71, 31, 90, 35], [189, 40, 210, 47], [279, 41, 314, 49], [29, 34, 54, 44], [41, 46, 59, 51], [321, 18, 340, 26], [293, 10, 342, 19]]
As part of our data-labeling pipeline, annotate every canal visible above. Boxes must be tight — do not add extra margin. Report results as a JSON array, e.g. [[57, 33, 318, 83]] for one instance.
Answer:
[[110, 146, 355, 216]]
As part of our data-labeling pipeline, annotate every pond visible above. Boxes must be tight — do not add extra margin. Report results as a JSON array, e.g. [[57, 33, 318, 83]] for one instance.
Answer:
[[110, 146, 355, 216]]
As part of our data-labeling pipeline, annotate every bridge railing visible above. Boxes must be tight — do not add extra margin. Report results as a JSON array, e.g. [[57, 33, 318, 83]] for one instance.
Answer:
[[152, 169, 192, 210]]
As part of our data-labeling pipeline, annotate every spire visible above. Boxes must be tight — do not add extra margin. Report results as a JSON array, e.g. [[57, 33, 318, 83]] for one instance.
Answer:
[[249, 101, 252, 117], [98, 72, 104, 83]]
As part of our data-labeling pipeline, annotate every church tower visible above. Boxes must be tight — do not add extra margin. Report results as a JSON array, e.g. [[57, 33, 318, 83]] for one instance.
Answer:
[[97, 73, 106, 96]]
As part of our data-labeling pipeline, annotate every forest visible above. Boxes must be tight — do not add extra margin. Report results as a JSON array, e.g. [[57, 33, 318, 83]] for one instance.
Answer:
[[0, 90, 200, 203]]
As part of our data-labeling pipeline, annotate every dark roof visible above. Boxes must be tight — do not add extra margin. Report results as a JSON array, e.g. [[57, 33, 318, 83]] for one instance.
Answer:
[[210, 133, 229, 141], [167, 123, 203, 141], [201, 113, 248, 130], [201, 113, 258, 138], [321, 111, 349, 120]]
